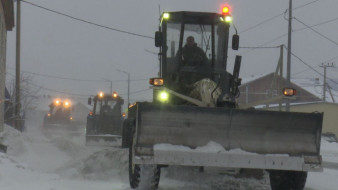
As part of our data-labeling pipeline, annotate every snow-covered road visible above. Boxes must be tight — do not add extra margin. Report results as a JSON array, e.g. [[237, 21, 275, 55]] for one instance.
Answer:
[[1, 111, 338, 190]]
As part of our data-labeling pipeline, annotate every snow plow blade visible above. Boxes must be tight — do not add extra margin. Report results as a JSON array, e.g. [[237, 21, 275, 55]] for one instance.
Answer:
[[133, 103, 323, 171]]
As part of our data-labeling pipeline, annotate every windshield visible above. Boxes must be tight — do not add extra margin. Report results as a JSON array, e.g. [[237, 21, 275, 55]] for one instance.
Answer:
[[166, 22, 227, 70], [95, 99, 117, 113]]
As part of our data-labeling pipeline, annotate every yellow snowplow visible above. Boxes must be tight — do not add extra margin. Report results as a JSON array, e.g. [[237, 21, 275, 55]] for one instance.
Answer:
[[43, 98, 74, 129], [85, 91, 124, 145], [123, 7, 323, 190]]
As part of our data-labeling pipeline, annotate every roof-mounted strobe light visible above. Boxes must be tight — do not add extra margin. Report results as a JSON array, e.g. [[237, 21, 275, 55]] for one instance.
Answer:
[[222, 6, 230, 15], [221, 5, 232, 23]]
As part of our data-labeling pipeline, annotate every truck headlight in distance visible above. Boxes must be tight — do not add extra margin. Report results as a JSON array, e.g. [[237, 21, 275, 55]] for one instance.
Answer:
[[54, 99, 61, 106], [113, 91, 118, 98], [283, 88, 296, 96], [98, 91, 104, 98], [158, 91, 169, 102], [64, 100, 71, 108]]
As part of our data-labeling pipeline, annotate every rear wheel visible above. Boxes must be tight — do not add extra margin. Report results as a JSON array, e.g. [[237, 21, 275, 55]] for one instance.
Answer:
[[269, 170, 307, 190], [129, 133, 161, 189]]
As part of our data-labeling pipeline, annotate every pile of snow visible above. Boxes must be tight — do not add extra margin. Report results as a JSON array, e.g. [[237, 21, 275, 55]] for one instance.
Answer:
[[321, 140, 338, 163], [0, 123, 129, 189]]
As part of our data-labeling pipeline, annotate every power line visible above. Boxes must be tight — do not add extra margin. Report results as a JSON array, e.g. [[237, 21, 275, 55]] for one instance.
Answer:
[[296, 16, 338, 31], [28, 82, 91, 97], [7, 72, 91, 97], [7, 71, 151, 98], [292, 67, 312, 76], [293, 55, 338, 76], [239, 0, 319, 34], [236, 15, 338, 57], [322, 55, 338, 63], [121, 88, 151, 96], [21, 0, 154, 40], [238, 46, 280, 49], [285, 47, 338, 85], [7, 67, 148, 82], [294, 17, 338, 46]]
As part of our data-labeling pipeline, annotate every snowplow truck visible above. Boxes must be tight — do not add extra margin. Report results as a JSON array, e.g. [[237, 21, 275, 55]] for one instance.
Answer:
[[43, 99, 73, 128], [86, 91, 124, 144], [123, 9, 323, 190]]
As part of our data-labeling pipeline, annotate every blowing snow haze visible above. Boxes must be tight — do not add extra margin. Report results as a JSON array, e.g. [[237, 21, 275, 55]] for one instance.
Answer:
[[5, 0, 338, 102]]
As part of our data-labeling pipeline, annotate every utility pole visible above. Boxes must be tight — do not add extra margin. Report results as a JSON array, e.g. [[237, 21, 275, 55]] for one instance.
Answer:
[[320, 63, 334, 102], [286, 0, 292, 112], [117, 69, 130, 106], [15, 0, 21, 130]]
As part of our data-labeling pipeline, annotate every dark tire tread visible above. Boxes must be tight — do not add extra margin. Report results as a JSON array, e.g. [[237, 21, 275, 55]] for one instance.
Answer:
[[269, 170, 307, 190], [129, 129, 161, 189]]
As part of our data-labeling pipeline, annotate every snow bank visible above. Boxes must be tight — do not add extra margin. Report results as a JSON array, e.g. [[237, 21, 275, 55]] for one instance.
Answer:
[[321, 140, 338, 163]]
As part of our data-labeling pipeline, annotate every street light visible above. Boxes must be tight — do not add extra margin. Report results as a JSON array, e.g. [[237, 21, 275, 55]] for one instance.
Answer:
[[116, 69, 130, 106]]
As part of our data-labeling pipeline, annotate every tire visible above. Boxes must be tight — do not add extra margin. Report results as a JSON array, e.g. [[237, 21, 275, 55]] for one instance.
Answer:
[[269, 170, 307, 190], [129, 133, 161, 189], [122, 119, 135, 148]]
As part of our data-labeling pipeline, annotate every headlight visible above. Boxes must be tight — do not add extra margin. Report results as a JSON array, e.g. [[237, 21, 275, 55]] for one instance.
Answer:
[[158, 91, 169, 103], [163, 13, 170, 19]]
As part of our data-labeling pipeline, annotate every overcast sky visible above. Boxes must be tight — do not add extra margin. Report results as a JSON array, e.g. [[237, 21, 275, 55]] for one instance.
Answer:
[[5, 0, 338, 104]]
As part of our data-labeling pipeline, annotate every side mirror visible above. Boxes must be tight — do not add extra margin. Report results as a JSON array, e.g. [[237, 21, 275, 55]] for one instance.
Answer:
[[88, 97, 92, 105], [232, 34, 239, 50], [155, 31, 162, 47]]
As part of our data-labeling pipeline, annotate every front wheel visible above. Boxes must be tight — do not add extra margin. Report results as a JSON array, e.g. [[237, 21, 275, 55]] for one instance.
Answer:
[[129, 134, 161, 189], [269, 170, 307, 190]]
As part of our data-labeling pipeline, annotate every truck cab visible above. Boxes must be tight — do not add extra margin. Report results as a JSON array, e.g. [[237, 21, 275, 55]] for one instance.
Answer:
[[154, 10, 240, 106], [86, 91, 124, 144]]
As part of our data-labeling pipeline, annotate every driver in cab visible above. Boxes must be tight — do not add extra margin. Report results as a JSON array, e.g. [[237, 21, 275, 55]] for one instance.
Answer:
[[180, 36, 208, 66]]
